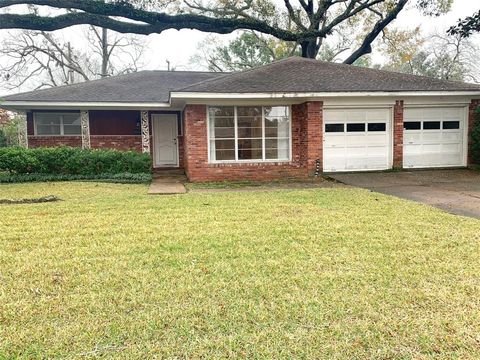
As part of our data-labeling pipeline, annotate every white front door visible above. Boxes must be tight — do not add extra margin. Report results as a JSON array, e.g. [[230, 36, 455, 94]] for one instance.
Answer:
[[403, 107, 467, 168], [323, 108, 392, 172], [153, 114, 179, 167]]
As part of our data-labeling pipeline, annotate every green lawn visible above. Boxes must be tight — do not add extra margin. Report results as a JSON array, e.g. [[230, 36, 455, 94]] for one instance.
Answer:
[[0, 182, 479, 359]]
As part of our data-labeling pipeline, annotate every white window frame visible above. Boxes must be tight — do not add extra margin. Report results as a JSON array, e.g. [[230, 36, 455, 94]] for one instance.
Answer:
[[33, 112, 81, 136], [207, 105, 292, 164]]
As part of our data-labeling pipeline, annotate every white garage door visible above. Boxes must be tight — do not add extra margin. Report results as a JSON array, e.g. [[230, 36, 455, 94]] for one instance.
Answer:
[[323, 108, 392, 172], [403, 107, 467, 168]]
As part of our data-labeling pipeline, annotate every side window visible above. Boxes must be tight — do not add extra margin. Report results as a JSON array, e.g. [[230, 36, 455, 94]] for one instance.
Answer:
[[443, 121, 460, 130], [423, 121, 441, 130], [404, 121, 421, 130], [346, 123, 365, 132], [325, 124, 344, 133], [368, 123, 386, 132]]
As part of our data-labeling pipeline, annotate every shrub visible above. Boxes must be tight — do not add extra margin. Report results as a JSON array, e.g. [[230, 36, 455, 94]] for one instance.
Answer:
[[0, 147, 151, 175], [0, 129, 7, 148], [0, 172, 152, 184], [471, 107, 480, 164]]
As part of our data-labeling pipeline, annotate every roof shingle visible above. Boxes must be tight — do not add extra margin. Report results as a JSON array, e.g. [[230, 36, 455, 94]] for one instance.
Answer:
[[1, 71, 224, 103], [179, 57, 480, 93]]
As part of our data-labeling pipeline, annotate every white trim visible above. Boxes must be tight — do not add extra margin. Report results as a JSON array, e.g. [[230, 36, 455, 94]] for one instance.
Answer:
[[2, 101, 173, 110], [171, 91, 480, 100], [152, 113, 179, 168]]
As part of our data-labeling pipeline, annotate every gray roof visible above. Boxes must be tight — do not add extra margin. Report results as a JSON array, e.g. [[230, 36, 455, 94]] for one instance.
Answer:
[[2, 57, 480, 105], [1, 70, 225, 103], [179, 57, 480, 93]]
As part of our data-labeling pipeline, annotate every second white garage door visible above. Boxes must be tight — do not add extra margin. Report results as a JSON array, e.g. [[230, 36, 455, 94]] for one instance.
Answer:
[[403, 107, 467, 168], [323, 108, 392, 172]]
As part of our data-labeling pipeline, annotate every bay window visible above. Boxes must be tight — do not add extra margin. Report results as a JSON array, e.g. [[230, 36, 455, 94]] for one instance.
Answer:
[[34, 112, 81, 136], [208, 106, 291, 162]]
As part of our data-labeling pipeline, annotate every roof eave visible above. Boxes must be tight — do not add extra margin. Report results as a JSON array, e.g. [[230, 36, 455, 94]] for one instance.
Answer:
[[0, 101, 173, 111], [170, 90, 480, 100]]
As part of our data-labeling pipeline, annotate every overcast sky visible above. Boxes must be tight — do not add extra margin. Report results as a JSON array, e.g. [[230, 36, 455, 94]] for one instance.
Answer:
[[0, 0, 478, 94], [141, 0, 479, 71]]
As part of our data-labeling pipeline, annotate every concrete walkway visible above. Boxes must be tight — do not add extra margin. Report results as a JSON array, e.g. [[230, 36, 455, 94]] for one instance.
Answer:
[[148, 172, 187, 195], [329, 169, 480, 219]]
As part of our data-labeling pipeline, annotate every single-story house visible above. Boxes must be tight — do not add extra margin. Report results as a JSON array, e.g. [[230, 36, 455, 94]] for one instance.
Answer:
[[2, 56, 480, 182]]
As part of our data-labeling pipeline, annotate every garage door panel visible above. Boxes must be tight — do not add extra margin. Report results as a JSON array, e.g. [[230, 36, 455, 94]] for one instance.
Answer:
[[345, 111, 366, 122], [403, 106, 466, 168], [367, 146, 389, 156], [367, 134, 389, 145], [423, 144, 442, 153], [442, 132, 462, 142], [422, 132, 442, 142], [324, 108, 391, 172]]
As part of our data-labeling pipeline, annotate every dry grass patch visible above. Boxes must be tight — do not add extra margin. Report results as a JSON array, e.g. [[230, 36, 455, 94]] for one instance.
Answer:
[[0, 182, 479, 359]]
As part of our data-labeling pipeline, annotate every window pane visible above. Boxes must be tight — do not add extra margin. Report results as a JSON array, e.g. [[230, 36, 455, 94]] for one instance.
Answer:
[[265, 117, 289, 138], [209, 106, 234, 117], [211, 139, 235, 161], [237, 127, 263, 138], [368, 123, 386, 132], [404, 121, 421, 130], [237, 106, 261, 117], [237, 116, 262, 129], [63, 125, 81, 135], [264, 106, 289, 118], [423, 121, 440, 130], [443, 121, 460, 129], [237, 107, 262, 141], [37, 125, 61, 135], [265, 138, 289, 160], [238, 138, 262, 160], [347, 123, 365, 132], [325, 123, 344, 133], [62, 113, 81, 126], [210, 108, 235, 139], [35, 113, 61, 135], [216, 150, 235, 160]]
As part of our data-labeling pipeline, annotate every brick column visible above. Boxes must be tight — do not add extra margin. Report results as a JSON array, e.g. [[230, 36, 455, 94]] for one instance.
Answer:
[[468, 99, 480, 165], [17, 112, 28, 148], [393, 100, 404, 169], [183, 105, 208, 179], [305, 101, 323, 175], [80, 110, 91, 149]]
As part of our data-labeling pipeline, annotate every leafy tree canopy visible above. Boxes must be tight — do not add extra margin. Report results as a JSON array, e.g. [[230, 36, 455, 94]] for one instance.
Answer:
[[0, 0, 452, 63]]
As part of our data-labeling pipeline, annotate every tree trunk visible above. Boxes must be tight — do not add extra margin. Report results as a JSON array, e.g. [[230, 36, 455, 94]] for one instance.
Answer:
[[301, 40, 317, 59], [101, 27, 108, 77]]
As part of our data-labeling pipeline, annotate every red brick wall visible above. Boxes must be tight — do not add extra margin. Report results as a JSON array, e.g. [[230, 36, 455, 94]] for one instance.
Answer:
[[28, 136, 82, 148], [468, 99, 480, 165], [393, 100, 404, 168], [183, 102, 323, 182], [91, 135, 142, 152]]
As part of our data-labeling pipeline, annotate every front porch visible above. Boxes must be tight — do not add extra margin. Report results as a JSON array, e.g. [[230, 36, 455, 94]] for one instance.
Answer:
[[23, 109, 184, 170]]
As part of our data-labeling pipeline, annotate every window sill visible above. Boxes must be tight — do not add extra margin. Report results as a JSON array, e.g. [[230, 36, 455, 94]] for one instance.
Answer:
[[208, 160, 292, 167], [31, 135, 82, 137]]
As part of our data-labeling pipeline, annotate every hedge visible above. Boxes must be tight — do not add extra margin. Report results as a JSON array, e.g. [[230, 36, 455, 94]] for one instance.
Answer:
[[471, 107, 480, 165], [0, 172, 152, 184], [0, 147, 152, 175]]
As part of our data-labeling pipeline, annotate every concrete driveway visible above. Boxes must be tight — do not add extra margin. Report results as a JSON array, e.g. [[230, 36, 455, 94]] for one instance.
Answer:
[[329, 169, 480, 219]]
